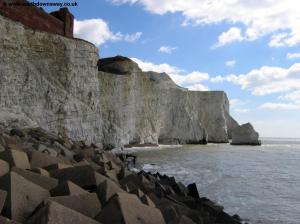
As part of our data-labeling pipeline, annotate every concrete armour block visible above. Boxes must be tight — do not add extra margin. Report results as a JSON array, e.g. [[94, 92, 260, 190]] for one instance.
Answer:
[[43, 163, 72, 171], [0, 150, 30, 170], [96, 179, 125, 205], [50, 165, 109, 189], [0, 216, 20, 224], [11, 167, 58, 191], [25, 200, 101, 224], [0, 189, 7, 213], [0, 171, 50, 223], [171, 215, 196, 224], [49, 193, 101, 218], [96, 192, 165, 224], [0, 159, 10, 177], [50, 181, 88, 197], [29, 151, 64, 169], [30, 168, 50, 177]]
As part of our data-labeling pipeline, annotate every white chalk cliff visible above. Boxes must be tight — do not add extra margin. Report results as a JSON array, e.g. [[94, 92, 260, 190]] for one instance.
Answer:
[[0, 14, 242, 148]]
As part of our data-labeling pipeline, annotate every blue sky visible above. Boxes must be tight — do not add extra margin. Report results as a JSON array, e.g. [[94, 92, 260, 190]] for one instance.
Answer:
[[47, 0, 300, 138]]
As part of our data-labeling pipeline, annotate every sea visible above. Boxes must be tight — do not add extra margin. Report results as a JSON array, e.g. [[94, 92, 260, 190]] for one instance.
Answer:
[[134, 138, 300, 224]]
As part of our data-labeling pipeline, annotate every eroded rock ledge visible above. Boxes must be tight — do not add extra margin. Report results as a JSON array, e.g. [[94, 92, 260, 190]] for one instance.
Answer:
[[0, 127, 242, 224]]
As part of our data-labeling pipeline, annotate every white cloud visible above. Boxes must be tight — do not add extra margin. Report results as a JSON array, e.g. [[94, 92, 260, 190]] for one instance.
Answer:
[[260, 103, 300, 110], [111, 0, 300, 47], [158, 46, 177, 54], [171, 71, 210, 86], [123, 32, 143, 42], [279, 90, 300, 102], [287, 52, 300, 59], [230, 99, 249, 113], [210, 63, 300, 96], [186, 83, 209, 91], [131, 58, 209, 90], [213, 27, 243, 48], [226, 60, 236, 67], [130, 58, 183, 75], [74, 19, 142, 46], [259, 90, 300, 110], [230, 99, 245, 107], [234, 108, 249, 113]]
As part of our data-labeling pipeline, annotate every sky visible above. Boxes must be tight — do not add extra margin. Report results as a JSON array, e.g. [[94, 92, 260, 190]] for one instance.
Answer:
[[46, 0, 300, 138]]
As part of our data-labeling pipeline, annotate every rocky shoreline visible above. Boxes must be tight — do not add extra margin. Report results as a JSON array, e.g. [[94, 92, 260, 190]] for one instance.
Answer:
[[0, 127, 243, 224]]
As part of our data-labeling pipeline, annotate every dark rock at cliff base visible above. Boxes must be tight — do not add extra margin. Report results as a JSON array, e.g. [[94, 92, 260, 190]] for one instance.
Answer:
[[231, 123, 261, 146], [98, 56, 138, 75]]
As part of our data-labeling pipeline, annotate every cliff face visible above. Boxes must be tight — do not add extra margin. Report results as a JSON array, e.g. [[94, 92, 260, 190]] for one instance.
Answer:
[[0, 14, 103, 144], [0, 14, 237, 147]]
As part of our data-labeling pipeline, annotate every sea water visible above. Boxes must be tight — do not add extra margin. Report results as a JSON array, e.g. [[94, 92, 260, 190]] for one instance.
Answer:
[[135, 138, 300, 224]]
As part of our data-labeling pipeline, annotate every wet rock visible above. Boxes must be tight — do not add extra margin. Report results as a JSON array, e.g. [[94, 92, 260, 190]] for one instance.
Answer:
[[170, 215, 196, 224], [0, 149, 30, 170], [96, 192, 165, 224], [26, 200, 100, 224], [172, 182, 188, 196], [0, 171, 50, 222], [231, 123, 261, 146], [216, 211, 241, 224], [187, 183, 200, 199]]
